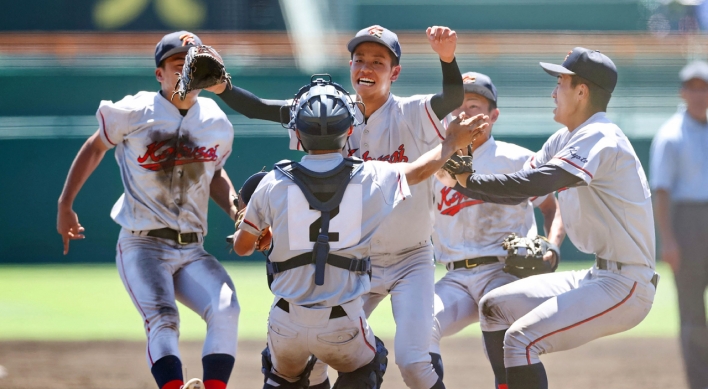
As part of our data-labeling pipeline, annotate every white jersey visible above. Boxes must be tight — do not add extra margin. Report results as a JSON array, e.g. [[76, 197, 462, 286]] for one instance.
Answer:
[[240, 153, 411, 307], [432, 137, 547, 263], [530, 112, 655, 268], [97, 91, 234, 234]]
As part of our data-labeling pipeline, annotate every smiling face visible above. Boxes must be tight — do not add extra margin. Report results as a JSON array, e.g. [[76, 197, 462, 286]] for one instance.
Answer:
[[551, 74, 584, 126], [155, 52, 199, 103], [350, 42, 401, 102]]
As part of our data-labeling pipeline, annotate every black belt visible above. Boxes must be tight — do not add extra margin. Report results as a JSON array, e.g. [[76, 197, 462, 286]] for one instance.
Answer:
[[276, 298, 348, 319], [146, 228, 199, 244], [448, 256, 499, 270], [596, 257, 659, 289], [267, 252, 370, 275]]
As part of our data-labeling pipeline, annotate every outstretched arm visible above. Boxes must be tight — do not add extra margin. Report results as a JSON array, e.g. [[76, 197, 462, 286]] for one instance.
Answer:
[[207, 83, 287, 123], [400, 113, 488, 185], [57, 130, 111, 254], [455, 164, 582, 200], [427, 26, 464, 120]]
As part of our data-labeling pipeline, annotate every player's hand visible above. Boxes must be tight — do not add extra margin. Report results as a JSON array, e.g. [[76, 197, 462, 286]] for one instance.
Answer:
[[444, 112, 488, 152], [661, 236, 681, 273], [205, 81, 228, 94], [57, 206, 85, 255], [543, 250, 558, 269], [435, 169, 458, 188], [426, 26, 457, 63]]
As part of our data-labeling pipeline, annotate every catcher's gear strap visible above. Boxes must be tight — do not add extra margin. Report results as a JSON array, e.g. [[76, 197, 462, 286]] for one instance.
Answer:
[[447, 256, 499, 271], [276, 298, 348, 319], [332, 336, 388, 389], [273, 158, 365, 286], [268, 252, 371, 276], [262, 346, 317, 389]]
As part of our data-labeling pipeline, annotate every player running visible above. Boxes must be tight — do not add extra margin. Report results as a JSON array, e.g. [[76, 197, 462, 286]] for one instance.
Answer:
[[231, 76, 487, 389], [56, 31, 241, 389], [429, 72, 565, 382], [206, 25, 464, 389], [444, 48, 658, 389]]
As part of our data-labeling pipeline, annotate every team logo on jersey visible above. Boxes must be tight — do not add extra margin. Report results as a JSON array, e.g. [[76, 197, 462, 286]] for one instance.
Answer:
[[368, 26, 384, 38], [567, 147, 588, 163], [437, 186, 483, 216], [349, 144, 409, 163], [180, 33, 197, 46], [137, 138, 219, 171], [462, 75, 476, 84]]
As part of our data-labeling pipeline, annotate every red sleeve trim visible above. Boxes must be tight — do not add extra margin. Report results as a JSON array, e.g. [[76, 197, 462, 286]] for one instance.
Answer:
[[425, 102, 445, 141], [524, 282, 637, 365], [100, 111, 116, 146], [529, 196, 538, 202], [554, 157, 593, 179], [243, 219, 259, 231], [529, 155, 536, 169]]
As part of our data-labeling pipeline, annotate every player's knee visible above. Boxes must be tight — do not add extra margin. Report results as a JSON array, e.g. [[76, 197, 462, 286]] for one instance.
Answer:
[[503, 326, 538, 366], [152, 305, 180, 333], [397, 360, 438, 389], [332, 337, 388, 389], [479, 293, 508, 330]]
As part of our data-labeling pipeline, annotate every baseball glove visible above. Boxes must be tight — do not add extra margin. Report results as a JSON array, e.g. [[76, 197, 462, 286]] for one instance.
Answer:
[[172, 45, 232, 101], [501, 233, 560, 278], [442, 145, 474, 179]]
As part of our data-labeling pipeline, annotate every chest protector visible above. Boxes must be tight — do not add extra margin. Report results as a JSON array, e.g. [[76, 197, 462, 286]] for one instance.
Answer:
[[271, 157, 366, 286]]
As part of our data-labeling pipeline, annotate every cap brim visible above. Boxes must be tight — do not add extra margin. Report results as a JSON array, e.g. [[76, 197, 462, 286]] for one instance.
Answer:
[[539, 62, 575, 77], [158, 45, 193, 64], [462, 84, 496, 103], [347, 36, 398, 58]]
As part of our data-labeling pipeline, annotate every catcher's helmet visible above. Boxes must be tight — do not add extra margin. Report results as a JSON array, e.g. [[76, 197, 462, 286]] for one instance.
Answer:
[[287, 75, 358, 151]]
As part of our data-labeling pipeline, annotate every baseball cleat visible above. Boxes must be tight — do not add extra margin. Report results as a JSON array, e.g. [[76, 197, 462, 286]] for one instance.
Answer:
[[181, 378, 204, 389]]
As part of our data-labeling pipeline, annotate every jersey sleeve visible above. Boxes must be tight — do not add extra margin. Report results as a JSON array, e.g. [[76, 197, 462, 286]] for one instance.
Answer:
[[649, 126, 678, 193], [95, 98, 137, 149], [239, 172, 275, 236], [369, 161, 411, 208], [544, 128, 612, 185], [400, 95, 447, 145], [525, 130, 563, 169]]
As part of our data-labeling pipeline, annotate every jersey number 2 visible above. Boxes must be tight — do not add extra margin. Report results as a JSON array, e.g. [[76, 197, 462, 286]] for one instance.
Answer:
[[287, 185, 362, 250]]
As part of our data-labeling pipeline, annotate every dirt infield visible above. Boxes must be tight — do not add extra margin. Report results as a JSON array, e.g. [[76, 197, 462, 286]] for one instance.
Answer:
[[0, 337, 686, 389]]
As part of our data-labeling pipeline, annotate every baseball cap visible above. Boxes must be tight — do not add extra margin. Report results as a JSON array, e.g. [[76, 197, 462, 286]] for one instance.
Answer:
[[347, 25, 402, 60], [540, 47, 618, 93], [679, 60, 708, 83], [154, 31, 202, 67], [461, 72, 497, 103]]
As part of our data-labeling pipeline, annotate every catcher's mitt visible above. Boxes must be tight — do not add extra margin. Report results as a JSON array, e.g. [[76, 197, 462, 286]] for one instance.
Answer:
[[442, 145, 474, 179], [501, 233, 560, 278], [172, 45, 232, 101]]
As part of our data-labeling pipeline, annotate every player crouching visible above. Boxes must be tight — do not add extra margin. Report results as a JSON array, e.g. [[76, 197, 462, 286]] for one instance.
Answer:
[[231, 76, 487, 389]]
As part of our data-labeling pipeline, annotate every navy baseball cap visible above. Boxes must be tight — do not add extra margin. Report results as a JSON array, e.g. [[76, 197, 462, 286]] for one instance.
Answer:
[[461, 72, 497, 103], [540, 47, 618, 93], [679, 60, 708, 83], [347, 25, 402, 60], [154, 31, 202, 67]]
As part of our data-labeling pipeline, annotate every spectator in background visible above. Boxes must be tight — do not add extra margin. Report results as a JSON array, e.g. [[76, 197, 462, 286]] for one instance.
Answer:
[[650, 60, 708, 389]]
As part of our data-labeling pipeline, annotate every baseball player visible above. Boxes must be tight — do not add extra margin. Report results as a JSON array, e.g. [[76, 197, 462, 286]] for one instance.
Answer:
[[231, 77, 487, 389], [207, 25, 464, 389], [443, 48, 658, 389], [56, 31, 241, 389], [429, 72, 565, 381]]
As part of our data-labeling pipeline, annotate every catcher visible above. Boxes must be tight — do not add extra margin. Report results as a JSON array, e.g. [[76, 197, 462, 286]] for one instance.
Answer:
[[431, 72, 564, 387]]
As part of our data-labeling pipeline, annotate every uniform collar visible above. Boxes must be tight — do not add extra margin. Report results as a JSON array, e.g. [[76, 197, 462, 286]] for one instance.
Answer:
[[571, 111, 608, 133], [358, 93, 395, 124], [682, 110, 708, 130], [156, 90, 197, 118], [301, 153, 344, 163], [472, 135, 495, 158]]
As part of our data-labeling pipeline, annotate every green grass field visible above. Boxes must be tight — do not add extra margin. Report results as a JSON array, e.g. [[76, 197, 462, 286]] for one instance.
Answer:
[[0, 261, 678, 341]]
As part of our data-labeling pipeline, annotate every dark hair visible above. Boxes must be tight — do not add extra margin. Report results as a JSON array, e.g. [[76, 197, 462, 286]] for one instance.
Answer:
[[350, 46, 400, 67], [486, 97, 497, 111], [570, 75, 611, 111]]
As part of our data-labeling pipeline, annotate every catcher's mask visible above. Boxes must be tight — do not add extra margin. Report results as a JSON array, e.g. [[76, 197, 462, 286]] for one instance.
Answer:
[[281, 74, 363, 152]]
